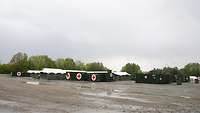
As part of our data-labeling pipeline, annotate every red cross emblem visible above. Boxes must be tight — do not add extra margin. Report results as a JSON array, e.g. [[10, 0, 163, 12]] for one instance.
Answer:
[[76, 73, 82, 80], [91, 74, 97, 81]]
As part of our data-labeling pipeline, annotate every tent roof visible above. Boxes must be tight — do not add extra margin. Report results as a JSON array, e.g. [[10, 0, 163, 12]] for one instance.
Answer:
[[64, 70, 86, 73], [87, 71, 108, 74], [27, 68, 109, 74], [112, 72, 131, 76], [27, 68, 87, 74], [27, 70, 41, 74], [42, 68, 66, 74]]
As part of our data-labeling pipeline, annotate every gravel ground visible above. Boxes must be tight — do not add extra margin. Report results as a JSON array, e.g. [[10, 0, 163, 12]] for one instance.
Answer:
[[0, 75, 200, 113]]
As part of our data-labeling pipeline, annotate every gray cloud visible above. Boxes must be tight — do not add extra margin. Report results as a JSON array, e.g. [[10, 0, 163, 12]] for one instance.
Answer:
[[0, 0, 199, 71]]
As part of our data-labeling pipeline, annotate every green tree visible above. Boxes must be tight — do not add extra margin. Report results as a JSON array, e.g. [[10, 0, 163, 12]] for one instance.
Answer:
[[0, 64, 13, 74], [183, 63, 200, 76], [10, 52, 28, 64], [29, 55, 55, 70], [161, 67, 179, 75], [149, 68, 162, 75], [55, 58, 66, 69], [9, 52, 29, 72], [75, 60, 85, 70], [55, 58, 76, 70], [85, 62, 107, 71], [121, 63, 142, 75], [64, 58, 76, 70]]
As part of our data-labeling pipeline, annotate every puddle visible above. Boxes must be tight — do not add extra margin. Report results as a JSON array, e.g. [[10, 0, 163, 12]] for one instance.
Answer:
[[180, 96, 191, 99], [81, 92, 153, 103], [0, 99, 23, 107], [114, 89, 123, 93], [26, 81, 39, 85], [110, 95, 153, 103], [171, 103, 184, 106], [0, 100, 18, 105], [73, 109, 123, 113], [112, 104, 143, 110], [82, 92, 110, 97], [80, 85, 91, 89]]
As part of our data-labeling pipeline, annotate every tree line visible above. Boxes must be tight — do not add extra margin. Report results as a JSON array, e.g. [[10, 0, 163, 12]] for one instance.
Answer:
[[0, 52, 200, 77], [0, 52, 108, 74], [121, 63, 200, 77]]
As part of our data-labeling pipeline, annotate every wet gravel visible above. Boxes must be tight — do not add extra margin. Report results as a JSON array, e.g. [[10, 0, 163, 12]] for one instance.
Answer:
[[0, 75, 200, 113]]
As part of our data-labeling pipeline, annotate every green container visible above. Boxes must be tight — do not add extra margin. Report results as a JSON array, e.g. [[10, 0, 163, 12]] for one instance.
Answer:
[[135, 74, 172, 84], [135, 74, 145, 83], [30, 73, 41, 79], [176, 75, 182, 85], [87, 70, 113, 82], [195, 79, 199, 84], [113, 75, 131, 81], [40, 73, 65, 80], [65, 72, 88, 81]]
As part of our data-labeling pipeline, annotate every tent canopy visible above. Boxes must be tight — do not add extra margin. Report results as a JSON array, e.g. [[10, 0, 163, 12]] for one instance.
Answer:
[[112, 72, 131, 76]]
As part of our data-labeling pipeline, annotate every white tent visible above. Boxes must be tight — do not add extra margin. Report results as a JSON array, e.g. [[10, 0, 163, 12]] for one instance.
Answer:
[[112, 72, 131, 76], [27, 70, 41, 74], [41, 68, 66, 74]]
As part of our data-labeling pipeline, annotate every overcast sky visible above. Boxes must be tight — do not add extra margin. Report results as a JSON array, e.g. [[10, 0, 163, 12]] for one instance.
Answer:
[[0, 0, 199, 71]]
